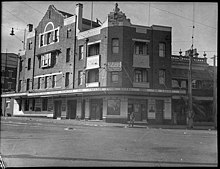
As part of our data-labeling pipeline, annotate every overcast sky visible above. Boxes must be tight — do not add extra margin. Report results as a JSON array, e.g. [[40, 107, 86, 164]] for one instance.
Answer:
[[2, 1, 218, 65]]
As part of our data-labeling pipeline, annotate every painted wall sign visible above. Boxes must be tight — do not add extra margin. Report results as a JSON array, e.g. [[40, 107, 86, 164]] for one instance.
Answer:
[[107, 62, 122, 71]]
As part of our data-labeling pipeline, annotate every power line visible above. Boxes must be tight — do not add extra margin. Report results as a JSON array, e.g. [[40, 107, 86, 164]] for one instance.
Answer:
[[151, 5, 217, 30], [4, 8, 27, 24], [22, 2, 45, 15]]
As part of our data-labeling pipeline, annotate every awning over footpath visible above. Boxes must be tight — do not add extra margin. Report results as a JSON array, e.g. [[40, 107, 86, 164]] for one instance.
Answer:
[[171, 68, 213, 80], [1, 87, 187, 98]]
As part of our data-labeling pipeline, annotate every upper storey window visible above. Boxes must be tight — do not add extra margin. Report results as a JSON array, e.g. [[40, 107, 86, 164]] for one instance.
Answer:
[[112, 38, 119, 54], [41, 53, 51, 68], [159, 42, 166, 57], [39, 22, 59, 48], [88, 43, 100, 57], [134, 42, 149, 55]]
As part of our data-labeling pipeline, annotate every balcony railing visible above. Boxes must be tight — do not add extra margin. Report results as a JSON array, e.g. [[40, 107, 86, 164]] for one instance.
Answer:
[[86, 55, 100, 70], [86, 82, 99, 87], [171, 55, 207, 64], [133, 54, 150, 68]]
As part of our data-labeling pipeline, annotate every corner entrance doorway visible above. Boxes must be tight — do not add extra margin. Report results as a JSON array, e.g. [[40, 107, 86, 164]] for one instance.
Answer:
[[128, 99, 148, 121]]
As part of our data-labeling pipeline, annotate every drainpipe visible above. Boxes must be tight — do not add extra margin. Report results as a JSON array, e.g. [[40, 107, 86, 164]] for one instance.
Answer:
[[32, 29, 37, 90], [73, 15, 77, 88]]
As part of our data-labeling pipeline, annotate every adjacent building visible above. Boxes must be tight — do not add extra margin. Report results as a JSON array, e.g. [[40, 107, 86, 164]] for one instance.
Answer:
[[1, 52, 19, 116], [1, 3, 214, 125], [171, 49, 214, 124]]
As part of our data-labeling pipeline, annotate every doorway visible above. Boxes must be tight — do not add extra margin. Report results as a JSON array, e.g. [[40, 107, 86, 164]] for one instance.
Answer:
[[155, 100, 164, 124], [128, 99, 148, 121], [54, 100, 62, 119], [67, 100, 77, 119], [90, 99, 103, 120]]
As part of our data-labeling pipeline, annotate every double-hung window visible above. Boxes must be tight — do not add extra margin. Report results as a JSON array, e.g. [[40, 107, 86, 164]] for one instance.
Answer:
[[112, 38, 119, 54], [65, 72, 70, 87], [111, 72, 119, 83], [159, 69, 165, 85], [52, 75, 56, 88], [134, 69, 148, 83], [79, 45, 84, 60], [41, 53, 51, 67], [40, 34, 43, 47], [47, 32, 52, 44], [66, 48, 71, 62], [78, 71, 83, 85], [28, 58, 31, 70], [159, 43, 166, 57]]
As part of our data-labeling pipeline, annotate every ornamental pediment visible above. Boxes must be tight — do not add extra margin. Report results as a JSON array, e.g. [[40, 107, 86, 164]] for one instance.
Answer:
[[107, 3, 131, 26]]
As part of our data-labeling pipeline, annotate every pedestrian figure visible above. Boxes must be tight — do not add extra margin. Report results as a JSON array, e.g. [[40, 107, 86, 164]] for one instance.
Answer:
[[129, 111, 135, 127]]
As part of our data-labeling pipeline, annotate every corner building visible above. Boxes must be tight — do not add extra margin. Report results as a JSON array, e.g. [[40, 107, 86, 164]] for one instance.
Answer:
[[4, 3, 186, 124]]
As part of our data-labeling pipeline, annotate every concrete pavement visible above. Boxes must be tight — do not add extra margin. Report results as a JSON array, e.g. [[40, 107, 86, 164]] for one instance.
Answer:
[[1, 116, 216, 130]]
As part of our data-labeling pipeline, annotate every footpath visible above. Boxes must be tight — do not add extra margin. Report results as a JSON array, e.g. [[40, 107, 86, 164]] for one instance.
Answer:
[[1, 116, 216, 130]]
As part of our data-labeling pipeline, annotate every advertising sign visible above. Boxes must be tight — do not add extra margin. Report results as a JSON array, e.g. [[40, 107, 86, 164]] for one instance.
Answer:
[[107, 62, 122, 71]]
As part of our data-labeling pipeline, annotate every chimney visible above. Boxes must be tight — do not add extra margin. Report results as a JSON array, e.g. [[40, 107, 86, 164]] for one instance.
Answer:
[[27, 24, 33, 32], [75, 3, 83, 33]]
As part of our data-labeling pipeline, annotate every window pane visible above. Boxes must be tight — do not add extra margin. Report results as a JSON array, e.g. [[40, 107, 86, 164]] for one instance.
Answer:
[[52, 75, 56, 88], [42, 98, 48, 111], [172, 79, 179, 88], [111, 72, 118, 83], [159, 43, 165, 57], [54, 29, 58, 42], [78, 71, 83, 85], [79, 45, 84, 60], [107, 99, 120, 115], [65, 72, 70, 87], [112, 39, 119, 54], [45, 76, 48, 88], [112, 47, 119, 54], [66, 48, 70, 62], [159, 70, 165, 84]]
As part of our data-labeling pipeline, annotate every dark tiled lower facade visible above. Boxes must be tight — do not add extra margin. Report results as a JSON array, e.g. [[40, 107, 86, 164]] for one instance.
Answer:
[[13, 90, 175, 125]]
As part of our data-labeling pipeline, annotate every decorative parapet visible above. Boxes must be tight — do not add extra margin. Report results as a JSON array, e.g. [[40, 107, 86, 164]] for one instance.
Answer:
[[171, 55, 208, 64], [107, 3, 131, 27]]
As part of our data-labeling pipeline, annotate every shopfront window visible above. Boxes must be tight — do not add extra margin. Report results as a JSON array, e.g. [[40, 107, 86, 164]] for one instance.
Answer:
[[107, 99, 120, 115]]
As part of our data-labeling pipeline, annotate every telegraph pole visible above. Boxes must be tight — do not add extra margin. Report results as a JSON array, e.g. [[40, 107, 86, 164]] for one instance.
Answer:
[[187, 3, 195, 129], [188, 47, 193, 128], [211, 55, 217, 129]]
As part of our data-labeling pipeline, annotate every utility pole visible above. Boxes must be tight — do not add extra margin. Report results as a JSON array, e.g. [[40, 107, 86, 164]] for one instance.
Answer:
[[188, 48, 193, 129], [211, 55, 217, 129], [188, 3, 195, 129], [91, 1, 93, 29]]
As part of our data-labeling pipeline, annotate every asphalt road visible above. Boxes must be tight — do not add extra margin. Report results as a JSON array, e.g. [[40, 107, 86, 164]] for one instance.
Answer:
[[0, 118, 218, 167]]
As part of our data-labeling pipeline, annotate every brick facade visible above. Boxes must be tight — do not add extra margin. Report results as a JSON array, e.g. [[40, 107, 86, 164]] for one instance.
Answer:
[[1, 3, 214, 125]]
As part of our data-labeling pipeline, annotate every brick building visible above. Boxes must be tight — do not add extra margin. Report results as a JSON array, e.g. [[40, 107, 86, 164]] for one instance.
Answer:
[[171, 49, 214, 124], [1, 3, 214, 124], [1, 52, 18, 116]]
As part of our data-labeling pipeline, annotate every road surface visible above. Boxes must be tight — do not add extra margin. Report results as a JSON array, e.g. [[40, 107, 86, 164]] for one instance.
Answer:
[[0, 118, 217, 167]]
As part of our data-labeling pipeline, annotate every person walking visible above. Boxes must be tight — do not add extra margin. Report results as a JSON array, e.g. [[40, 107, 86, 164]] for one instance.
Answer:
[[129, 111, 135, 127]]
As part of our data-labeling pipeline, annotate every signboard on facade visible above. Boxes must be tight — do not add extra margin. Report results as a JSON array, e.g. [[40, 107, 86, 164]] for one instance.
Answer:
[[86, 55, 100, 70], [107, 62, 122, 71]]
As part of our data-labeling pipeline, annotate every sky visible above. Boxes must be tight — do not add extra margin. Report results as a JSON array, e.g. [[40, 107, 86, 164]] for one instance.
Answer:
[[1, 1, 218, 65]]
